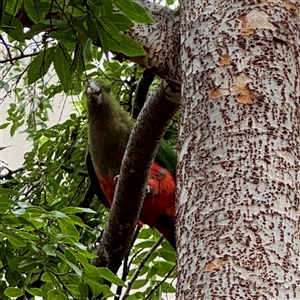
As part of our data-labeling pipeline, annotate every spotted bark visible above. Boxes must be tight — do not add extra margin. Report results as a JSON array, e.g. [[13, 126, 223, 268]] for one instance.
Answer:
[[177, 0, 300, 299]]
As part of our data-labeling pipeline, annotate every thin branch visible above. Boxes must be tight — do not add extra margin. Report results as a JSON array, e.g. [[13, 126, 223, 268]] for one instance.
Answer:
[[0, 34, 13, 64], [94, 80, 180, 274], [120, 236, 164, 300], [0, 52, 39, 64], [145, 264, 176, 300], [131, 68, 156, 119], [60, 165, 88, 177], [0, 167, 25, 179]]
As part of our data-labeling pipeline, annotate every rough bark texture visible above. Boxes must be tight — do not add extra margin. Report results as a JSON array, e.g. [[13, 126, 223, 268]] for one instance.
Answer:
[[177, 0, 300, 299], [128, 0, 181, 83]]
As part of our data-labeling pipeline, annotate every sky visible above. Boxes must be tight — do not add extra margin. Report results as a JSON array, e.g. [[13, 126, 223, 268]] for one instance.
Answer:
[[0, 92, 73, 171]]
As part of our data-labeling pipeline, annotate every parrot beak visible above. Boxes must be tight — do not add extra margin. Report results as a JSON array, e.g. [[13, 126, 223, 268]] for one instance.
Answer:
[[86, 80, 103, 105]]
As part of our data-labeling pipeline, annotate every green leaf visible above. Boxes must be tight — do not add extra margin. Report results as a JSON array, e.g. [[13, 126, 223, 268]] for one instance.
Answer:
[[109, 34, 145, 57], [83, 279, 107, 298], [155, 249, 176, 262], [98, 17, 122, 42], [0, 123, 10, 129], [57, 218, 79, 241], [47, 289, 68, 300], [66, 260, 82, 277], [25, 22, 58, 39], [7, 235, 27, 247], [4, 287, 23, 297], [86, 15, 101, 44], [60, 207, 96, 214], [24, 0, 45, 23], [0, 186, 18, 196], [108, 13, 134, 31], [41, 273, 52, 283], [42, 244, 57, 257], [131, 279, 148, 290], [74, 45, 85, 77], [54, 44, 72, 92], [25, 206, 49, 214], [8, 257, 42, 272], [26, 288, 44, 297], [27, 47, 55, 84], [1, 14, 25, 42], [113, 0, 152, 23], [4, 0, 23, 15], [98, 268, 126, 287]]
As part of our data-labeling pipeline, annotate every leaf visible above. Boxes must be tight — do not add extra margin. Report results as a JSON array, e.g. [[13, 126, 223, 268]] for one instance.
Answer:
[[66, 260, 82, 277], [61, 207, 96, 214], [41, 273, 52, 283], [83, 278, 107, 298], [4, 287, 23, 297], [108, 34, 145, 57], [155, 249, 176, 262], [4, 0, 23, 15], [1, 14, 25, 42], [0, 123, 10, 129], [131, 279, 148, 290], [54, 44, 72, 92], [108, 13, 134, 31], [98, 268, 126, 287], [25, 22, 58, 39], [0, 186, 18, 197], [86, 15, 101, 44], [7, 235, 27, 247], [25, 206, 49, 214], [26, 288, 44, 297], [74, 45, 85, 77], [47, 289, 68, 300], [27, 47, 55, 84], [24, 0, 45, 23], [42, 244, 57, 257], [57, 218, 79, 241], [98, 17, 122, 42], [113, 0, 152, 23]]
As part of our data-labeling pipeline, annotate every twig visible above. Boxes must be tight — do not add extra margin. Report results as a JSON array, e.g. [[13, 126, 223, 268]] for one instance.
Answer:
[[61, 165, 88, 177], [131, 68, 156, 120], [0, 52, 39, 64], [145, 264, 176, 300], [0, 34, 13, 64], [120, 236, 164, 300], [0, 167, 25, 179]]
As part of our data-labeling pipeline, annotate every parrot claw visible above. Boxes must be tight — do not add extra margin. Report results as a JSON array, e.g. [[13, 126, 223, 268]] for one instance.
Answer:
[[114, 175, 119, 183], [146, 185, 152, 194]]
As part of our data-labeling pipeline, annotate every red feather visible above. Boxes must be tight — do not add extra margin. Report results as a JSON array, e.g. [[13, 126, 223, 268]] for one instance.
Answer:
[[93, 161, 176, 247]]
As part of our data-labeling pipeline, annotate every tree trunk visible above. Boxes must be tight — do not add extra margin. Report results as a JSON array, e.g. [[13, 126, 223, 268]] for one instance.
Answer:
[[176, 0, 300, 298]]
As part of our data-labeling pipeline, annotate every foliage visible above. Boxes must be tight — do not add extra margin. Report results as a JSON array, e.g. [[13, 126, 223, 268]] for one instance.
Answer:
[[0, 0, 177, 299]]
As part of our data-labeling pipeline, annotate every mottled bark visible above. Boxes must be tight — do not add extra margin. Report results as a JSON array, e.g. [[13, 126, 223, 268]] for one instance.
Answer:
[[177, 0, 300, 299], [128, 0, 181, 83]]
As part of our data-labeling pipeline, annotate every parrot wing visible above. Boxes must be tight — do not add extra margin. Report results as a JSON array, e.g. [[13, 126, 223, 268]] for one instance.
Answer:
[[86, 151, 110, 208]]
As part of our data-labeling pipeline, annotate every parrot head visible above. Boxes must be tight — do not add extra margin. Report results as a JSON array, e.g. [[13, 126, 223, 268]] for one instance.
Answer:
[[86, 80, 112, 112]]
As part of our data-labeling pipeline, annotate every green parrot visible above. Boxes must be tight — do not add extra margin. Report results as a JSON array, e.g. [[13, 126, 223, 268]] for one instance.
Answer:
[[86, 80, 176, 248]]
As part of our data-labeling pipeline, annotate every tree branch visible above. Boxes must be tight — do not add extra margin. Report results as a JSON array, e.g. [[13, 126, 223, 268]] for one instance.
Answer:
[[131, 68, 156, 119], [0, 52, 39, 64], [94, 80, 180, 273]]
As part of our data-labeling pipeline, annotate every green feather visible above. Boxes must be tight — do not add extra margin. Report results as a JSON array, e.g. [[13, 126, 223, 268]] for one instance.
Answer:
[[156, 139, 177, 175]]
